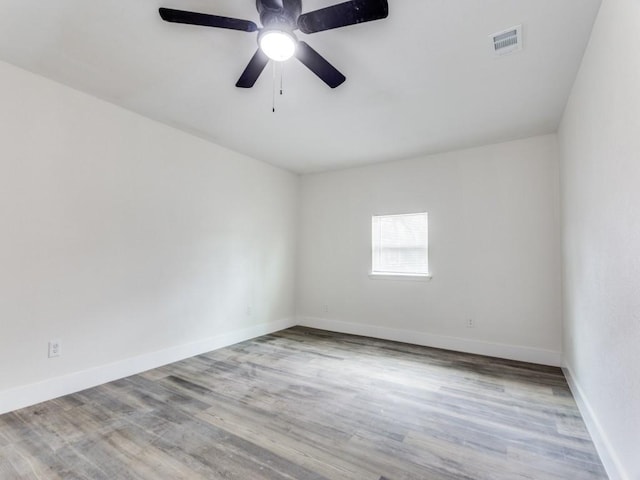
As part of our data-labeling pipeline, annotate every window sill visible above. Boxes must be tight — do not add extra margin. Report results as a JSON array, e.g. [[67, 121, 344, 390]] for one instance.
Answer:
[[368, 273, 432, 282]]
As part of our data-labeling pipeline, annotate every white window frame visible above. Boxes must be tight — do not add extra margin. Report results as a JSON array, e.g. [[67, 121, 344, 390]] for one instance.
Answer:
[[370, 212, 431, 281]]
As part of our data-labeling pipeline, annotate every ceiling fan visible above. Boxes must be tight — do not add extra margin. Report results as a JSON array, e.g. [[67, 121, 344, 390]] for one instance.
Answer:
[[158, 0, 389, 89]]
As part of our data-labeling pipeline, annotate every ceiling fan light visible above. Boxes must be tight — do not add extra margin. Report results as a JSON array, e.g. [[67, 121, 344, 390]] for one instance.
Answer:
[[259, 30, 296, 61]]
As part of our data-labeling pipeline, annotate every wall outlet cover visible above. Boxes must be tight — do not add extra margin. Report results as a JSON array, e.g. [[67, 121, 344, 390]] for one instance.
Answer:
[[48, 340, 61, 358]]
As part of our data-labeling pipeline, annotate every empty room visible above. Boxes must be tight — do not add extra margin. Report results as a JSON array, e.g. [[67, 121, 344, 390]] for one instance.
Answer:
[[0, 0, 638, 479]]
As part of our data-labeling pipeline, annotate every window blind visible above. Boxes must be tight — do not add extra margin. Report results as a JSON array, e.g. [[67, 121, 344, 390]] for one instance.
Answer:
[[372, 212, 428, 275]]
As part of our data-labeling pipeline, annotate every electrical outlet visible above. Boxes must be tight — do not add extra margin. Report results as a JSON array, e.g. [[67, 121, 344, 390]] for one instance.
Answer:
[[48, 340, 61, 358], [466, 319, 475, 328], [322, 304, 329, 314], [246, 305, 252, 316]]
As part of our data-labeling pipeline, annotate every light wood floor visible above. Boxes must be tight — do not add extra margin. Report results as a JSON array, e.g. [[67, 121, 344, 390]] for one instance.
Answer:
[[0, 327, 607, 479]]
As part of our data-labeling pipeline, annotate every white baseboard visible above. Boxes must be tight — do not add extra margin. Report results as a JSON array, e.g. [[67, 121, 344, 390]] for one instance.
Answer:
[[0, 317, 296, 415], [563, 365, 628, 480], [297, 317, 563, 366]]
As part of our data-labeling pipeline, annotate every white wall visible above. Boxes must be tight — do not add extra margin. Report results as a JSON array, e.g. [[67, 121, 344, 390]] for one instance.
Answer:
[[297, 135, 563, 366], [0, 60, 298, 413], [558, 0, 640, 477]]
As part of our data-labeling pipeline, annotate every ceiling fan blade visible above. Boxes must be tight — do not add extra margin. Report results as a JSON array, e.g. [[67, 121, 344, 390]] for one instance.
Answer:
[[236, 49, 270, 88], [159, 8, 258, 32], [297, 0, 388, 34], [295, 41, 346, 88]]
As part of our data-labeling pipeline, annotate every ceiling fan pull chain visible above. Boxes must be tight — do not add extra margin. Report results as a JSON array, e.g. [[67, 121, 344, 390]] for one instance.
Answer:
[[280, 62, 284, 96], [272, 60, 276, 113]]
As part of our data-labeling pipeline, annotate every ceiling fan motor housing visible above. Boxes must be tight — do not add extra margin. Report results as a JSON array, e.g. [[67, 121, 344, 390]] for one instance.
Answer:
[[257, 0, 301, 28]]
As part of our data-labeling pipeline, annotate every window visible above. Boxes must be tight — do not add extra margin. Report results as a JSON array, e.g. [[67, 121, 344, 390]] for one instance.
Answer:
[[371, 212, 429, 276]]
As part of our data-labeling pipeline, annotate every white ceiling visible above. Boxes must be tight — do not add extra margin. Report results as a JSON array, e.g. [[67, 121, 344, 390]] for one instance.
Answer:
[[0, 0, 601, 173]]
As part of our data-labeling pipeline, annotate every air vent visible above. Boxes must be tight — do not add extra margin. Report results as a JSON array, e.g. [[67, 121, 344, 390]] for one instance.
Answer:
[[491, 25, 522, 56]]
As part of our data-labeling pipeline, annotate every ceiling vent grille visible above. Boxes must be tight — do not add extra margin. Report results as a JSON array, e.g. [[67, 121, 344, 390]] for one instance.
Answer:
[[491, 25, 522, 56]]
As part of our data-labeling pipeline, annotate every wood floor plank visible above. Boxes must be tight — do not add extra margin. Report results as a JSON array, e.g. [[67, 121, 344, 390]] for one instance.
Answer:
[[0, 327, 607, 479]]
